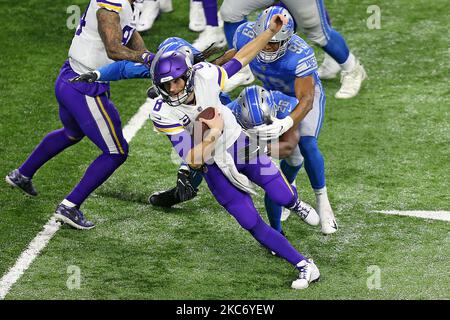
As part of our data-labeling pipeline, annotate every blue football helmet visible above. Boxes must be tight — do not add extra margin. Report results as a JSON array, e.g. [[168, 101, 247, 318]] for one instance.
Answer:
[[234, 85, 276, 129], [253, 6, 295, 63]]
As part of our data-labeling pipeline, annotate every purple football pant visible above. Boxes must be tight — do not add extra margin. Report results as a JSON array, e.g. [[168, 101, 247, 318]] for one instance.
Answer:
[[19, 61, 128, 206], [203, 153, 306, 267]]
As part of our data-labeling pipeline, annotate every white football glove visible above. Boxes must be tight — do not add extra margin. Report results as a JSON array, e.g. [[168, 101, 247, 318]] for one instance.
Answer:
[[247, 116, 294, 141]]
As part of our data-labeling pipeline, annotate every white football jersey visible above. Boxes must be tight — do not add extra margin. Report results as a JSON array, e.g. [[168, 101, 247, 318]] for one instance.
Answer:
[[149, 62, 242, 154], [68, 0, 136, 74]]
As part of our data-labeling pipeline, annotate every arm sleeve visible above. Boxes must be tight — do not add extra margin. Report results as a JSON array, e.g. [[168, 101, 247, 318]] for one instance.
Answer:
[[221, 58, 243, 79], [97, 60, 150, 81]]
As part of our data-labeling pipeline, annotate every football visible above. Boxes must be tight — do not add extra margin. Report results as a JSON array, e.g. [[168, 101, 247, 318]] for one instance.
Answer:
[[192, 107, 216, 144]]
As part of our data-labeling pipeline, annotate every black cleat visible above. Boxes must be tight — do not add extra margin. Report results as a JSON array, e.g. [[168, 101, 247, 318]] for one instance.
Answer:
[[148, 187, 186, 208], [5, 169, 38, 196], [54, 204, 95, 230]]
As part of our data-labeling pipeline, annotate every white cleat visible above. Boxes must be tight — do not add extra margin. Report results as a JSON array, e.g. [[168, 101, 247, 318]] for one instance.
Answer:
[[318, 206, 338, 235], [290, 200, 320, 226], [192, 25, 227, 52], [318, 53, 341, 80], [292, 259, 320, 290], [223, 64, 255, 93], [136, 0, 160, 32], [189, 0, 206, 32], [159, 0, 173, 13], [280, 208, 291, 221], [335, 59, 367, 99]]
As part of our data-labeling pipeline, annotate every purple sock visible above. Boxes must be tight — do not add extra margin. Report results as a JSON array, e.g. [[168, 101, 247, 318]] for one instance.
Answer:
[[66, 153, 127, 206], [202, 0, 218, 26], [250, 214, 305, 266], [19, 128, 79, 178]]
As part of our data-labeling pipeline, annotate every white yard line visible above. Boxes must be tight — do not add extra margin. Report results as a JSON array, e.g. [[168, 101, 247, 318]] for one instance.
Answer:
[[373, 210, 450, 222], [0, 100, 153, 300]]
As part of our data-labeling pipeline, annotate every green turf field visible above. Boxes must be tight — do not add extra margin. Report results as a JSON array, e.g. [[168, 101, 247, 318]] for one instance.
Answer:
[[0, 0, 449, 300]]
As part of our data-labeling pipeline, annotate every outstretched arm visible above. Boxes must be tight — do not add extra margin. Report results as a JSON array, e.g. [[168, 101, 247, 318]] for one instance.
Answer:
[[219, 14, 286, 79], [70, 60, 150, 83]]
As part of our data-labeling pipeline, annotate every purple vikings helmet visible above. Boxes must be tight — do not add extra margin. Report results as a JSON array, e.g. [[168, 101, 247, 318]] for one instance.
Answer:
[[150, 50, 195, 106], [254, 6, 295, 63]]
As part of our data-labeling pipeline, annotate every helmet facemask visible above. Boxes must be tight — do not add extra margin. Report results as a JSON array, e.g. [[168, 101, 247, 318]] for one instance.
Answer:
[[257, 39, 290, 63], [151, 50, 195, 107], [155, 69, 195, 107]]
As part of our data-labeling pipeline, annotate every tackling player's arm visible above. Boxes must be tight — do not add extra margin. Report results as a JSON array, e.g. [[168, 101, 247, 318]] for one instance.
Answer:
[[97, 9, 148, 63], [289, 75, 315, 127], [211, 49, 237, 66], [267, 125, 300, 159]]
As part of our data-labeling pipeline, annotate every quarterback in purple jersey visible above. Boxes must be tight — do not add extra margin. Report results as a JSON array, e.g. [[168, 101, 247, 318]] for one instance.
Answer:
[[80, 13, 324, 289], [146, 14, 321, 289], [5, 0, 154, 230]]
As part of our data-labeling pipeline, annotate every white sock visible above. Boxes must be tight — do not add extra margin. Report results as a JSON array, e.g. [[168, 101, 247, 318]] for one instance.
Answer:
[[314, 187, 331, 209], [340, 52, 357, 72], [61, 199, 77, 208]]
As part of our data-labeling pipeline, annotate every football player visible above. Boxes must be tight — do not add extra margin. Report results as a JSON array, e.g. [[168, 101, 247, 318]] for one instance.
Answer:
[[220, 0, 366, 99], [151, 7, 337, 234], [230, 6, 337, 234], [230, 85, 337, 235], [5, 0, 154, 230], [146, 13, 322, 289]]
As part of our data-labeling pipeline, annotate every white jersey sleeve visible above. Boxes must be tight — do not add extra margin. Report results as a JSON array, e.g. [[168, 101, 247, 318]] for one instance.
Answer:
[[68, 0, 136, 74], [193, 62, 228, 92], [149, 99, 185, 136]]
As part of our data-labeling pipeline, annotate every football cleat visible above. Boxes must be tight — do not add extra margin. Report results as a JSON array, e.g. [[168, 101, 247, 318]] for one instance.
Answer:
[[148, 187, 191, 208], [223, 65, 255, 93], [318, 53, 341, 80], [54, 204, 95, 230], [189, 0, 206, 32], [136, 0, 160, 32], [318, 205, 338, 235], [5, 169, 38, 196], [335, 59, 367, 99], [159, 0, 173, 13], [292, 259, 320, 290], [192, 26, 227, 52], [288, 200, 320, 226]]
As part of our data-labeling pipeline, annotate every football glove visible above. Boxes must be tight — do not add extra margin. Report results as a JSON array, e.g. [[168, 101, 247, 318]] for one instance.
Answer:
[[141, 51, 155, 67], [70, 71, 100, 83], [174, 168, 197, 202], [146, 86, 159, 99], [247, 116, 294, 141]]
